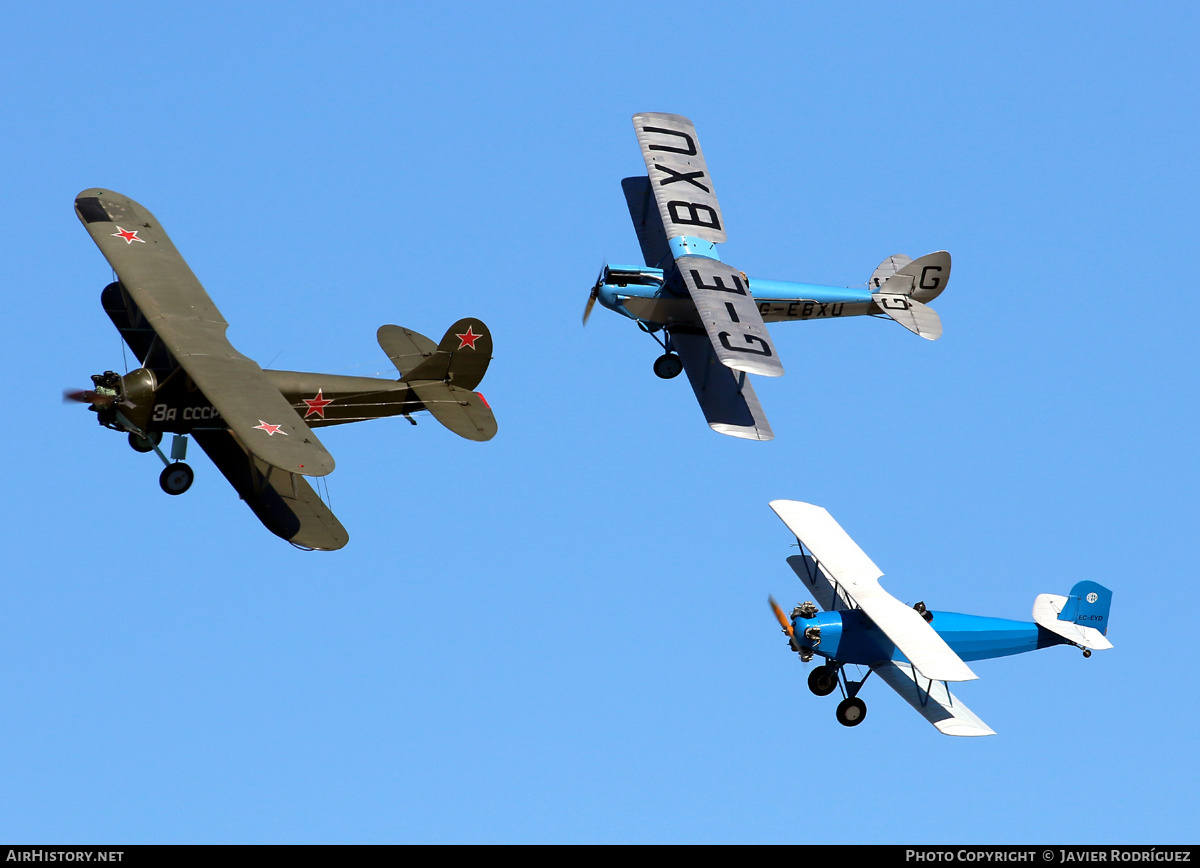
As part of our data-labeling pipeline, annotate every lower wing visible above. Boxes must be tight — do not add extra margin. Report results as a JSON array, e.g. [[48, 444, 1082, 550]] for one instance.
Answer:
[[672, 330, 773, 441], [874, 661, 995, 737]]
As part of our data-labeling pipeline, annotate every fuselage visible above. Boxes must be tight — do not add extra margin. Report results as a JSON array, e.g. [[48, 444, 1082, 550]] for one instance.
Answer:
[[91, 368, 424, 436], [596, 264, 878, 328], [796, 608, 1068, 668]]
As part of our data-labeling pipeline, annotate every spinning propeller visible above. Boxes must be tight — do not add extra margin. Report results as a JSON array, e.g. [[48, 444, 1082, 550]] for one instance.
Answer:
[[583, 262, 607, 326], [62, 388, 115, 406], [769, 596, 798, 651]]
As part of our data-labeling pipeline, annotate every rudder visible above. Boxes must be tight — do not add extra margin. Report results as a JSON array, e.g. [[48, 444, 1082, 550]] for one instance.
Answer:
[[1032, 581, 1114, 651], [1058, 580, 1112, 636], [399, 318, 493, 390]]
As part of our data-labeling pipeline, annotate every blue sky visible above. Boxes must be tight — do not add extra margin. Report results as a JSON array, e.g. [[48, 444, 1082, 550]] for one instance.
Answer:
[[2, 1, 1197, 843]]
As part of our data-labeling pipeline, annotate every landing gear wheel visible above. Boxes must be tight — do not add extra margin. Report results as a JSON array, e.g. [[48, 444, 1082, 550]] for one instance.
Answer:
[[128, 431, 162, 453], [653, 353, 683, 379], [808, 665, 838, 697], [159, 462, 194, 495], [1082, 648, 1092, 658], [836, 696, 867, 727]]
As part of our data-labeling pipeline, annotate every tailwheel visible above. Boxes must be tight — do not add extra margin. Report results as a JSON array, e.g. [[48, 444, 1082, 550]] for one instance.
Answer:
[[159, 463, 194, 496], [653, 353, 683, 379], [807, 665, 838, 697], [128, 431, 162, 453], [835, 696, 867, 727]]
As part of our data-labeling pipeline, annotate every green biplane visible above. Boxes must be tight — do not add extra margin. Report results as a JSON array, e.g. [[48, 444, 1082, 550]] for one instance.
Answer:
[[70, 189, 497, 551]]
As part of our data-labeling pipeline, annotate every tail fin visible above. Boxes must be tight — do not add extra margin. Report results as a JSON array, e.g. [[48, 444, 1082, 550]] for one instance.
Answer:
[[394, 318, 493, 390], [869, 250, 951, 341], [1032, 581, 1114, 650], [377, 319, 497, 442], [872, 251, 951, 303]]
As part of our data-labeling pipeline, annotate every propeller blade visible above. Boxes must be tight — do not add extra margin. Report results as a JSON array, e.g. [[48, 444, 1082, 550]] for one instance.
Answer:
[[582, 288, 597, 326], [63, 388, 115, 406], [583, 261, 607, 326], [769, 595, 795, 639]]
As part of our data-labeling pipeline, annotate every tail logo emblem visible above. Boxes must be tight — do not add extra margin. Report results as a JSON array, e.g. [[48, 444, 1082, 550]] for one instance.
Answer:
[[455, 327, 482, 350], [1087, 593, 1098, 603]]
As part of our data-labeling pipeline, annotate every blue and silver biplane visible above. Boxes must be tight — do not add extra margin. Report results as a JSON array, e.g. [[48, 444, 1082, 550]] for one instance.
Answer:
[[586, 113, 950, 440], [767, 500, 1113, 736]]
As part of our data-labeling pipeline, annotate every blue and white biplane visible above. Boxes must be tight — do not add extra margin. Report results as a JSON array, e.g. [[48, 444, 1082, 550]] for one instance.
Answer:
[[586, 113, 950, 440], [767, 500, 1114, 736]]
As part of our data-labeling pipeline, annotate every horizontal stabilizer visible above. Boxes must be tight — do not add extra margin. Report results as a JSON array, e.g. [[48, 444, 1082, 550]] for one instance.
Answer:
[[870, 254, 912, 290], [673, 331, 773, 440], [1033, 594, 1114, 650], [400, 318, 493, 390], [378, 325, 438, 378], [875, 662, 995, 737], [872, 293, 943, 340], [785, 554, 853, 612], [407, 382, 497, 442], [769, 500, 977, 682]]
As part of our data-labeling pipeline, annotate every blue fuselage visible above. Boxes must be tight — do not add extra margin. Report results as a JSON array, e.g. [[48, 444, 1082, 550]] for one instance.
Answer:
[[597, 264, 878, 327], [798, 609, 1066, 667]]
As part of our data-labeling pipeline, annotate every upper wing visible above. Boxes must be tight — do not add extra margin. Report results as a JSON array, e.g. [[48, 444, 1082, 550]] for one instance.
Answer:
[[76, 189, 334, 477], [769, 500, 977, 682], [677, 256, 784, 378], [874, 662, 995, 737], [632, 112, 726, 244], [785, 554, 853, 612]]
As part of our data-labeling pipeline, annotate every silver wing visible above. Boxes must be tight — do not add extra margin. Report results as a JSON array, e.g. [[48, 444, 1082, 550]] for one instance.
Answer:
[[631, 113, 784, 379], [677, 257, 784, 378], [632, 112, 726, 244], [672, 331, 773, 440]]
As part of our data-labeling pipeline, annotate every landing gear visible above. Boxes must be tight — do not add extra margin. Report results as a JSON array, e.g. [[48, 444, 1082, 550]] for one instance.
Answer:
[[159, 461, 194, 494], [836, 696, 867, 727], [653, 353, 683, 379], [639, 321, 683, 379], [159, 463, 194, 495], [128, 431, 162, 453], [808, 665, 838, 697]]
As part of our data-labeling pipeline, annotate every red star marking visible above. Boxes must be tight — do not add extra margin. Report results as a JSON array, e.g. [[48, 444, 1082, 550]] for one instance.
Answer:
[[455, 326, 482, 350], [253, 420, 288, 436], [111, 226, 146, 244], [302, 389, 333, 419]]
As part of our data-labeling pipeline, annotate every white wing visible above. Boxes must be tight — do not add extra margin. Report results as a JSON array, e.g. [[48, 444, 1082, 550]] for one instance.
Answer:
[[785, 554, 853, 612], [769, 500, 978, 682], [874, 662, 995, 737]]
